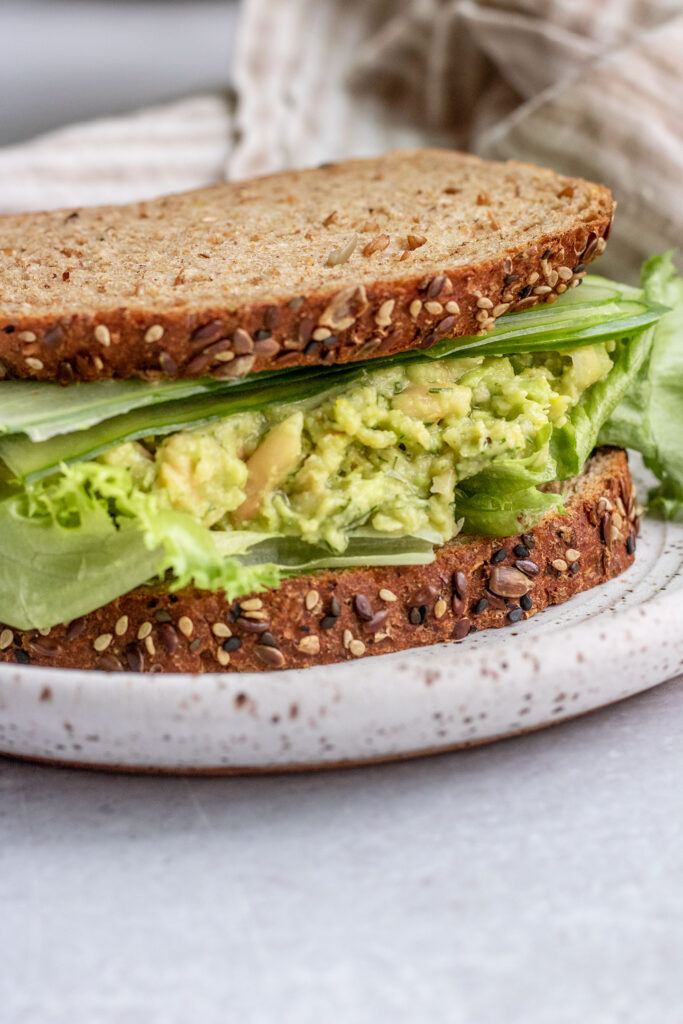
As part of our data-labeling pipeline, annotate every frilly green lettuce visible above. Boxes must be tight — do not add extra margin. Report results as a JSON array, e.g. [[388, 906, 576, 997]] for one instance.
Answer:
[[599, 252, 683, 520]]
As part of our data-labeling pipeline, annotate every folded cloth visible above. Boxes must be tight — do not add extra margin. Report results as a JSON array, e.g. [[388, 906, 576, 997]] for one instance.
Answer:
[[1, 0, 680, 279]]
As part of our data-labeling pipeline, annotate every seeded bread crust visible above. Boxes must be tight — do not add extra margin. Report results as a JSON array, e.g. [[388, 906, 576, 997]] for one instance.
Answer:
[[0, 150, 614, 382], [0, 449, 637, 674]]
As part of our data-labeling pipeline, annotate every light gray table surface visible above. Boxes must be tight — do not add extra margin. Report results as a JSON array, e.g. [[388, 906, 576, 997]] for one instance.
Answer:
[[2, 675, 682, 1024]]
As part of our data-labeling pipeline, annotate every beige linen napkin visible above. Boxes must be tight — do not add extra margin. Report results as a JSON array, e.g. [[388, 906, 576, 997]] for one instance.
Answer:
[[1, 0, 680, 277]]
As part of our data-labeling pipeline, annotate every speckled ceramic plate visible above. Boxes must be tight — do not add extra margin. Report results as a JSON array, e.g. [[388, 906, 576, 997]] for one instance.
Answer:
[[1, 460, 682, 773]]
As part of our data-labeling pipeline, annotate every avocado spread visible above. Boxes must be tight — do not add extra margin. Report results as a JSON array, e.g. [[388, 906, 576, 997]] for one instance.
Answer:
[[99, 345, 614, 551]]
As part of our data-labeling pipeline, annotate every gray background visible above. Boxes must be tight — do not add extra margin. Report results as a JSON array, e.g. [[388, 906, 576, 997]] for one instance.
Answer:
[[0, 1, 239, 146], [2, 676, 683, 1024]]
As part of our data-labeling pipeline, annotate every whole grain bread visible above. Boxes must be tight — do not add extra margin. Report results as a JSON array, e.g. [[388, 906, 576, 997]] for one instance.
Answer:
[[0, 149, 614, 382], [0, 448, 637, 674]]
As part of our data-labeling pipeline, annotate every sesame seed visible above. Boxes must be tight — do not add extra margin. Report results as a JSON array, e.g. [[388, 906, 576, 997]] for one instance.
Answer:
[[305, 589, 320, 611], [528, 271, 540, 284], [475, 309, 490, 323], [556, 283, 568, 294], [434, 598, 447, 619], [343, 629, 353, 649], [144, 635, 156, 656], [94, 324, 111, 346], [93, 633, 113, 652], [611, 511, 623, 530], [115, 615, 129, 636], [610, 524, 621, 544], [425, 301, 443, 315], [379, 588, 397, 602], [615, 497, 626, 517], [409, 299, 422, 318], [240, 597, 263, 611], [375, 300, 395, 327], [476, 296, 493, 309], [243, 609, 268, 620], [18, 331, 36, 342], [26, 357, 44, 370], [492, 303, 509, 317], [565, 548, 580, 562], [38, 627, 51, 636], [547, 270, 559, 287], [349, 639, 366, 657], [597, 497, 613, 514], [0, 628, 14, 650], [93, 356, 104, 372], [312, 327, 331, 341], [558, 266, 573, 281], [552, 559, 568, 572], [533, 285, 552, 295], [297, 635, 320, 655], [178, 616, 193, 638], [137, 621, 153, 640], [445, 300, 460, 314], [216, 647, 231, 667], [212, 622, 231, 638]]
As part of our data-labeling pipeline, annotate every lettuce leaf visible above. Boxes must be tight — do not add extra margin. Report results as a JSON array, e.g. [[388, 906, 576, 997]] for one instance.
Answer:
[[0, 463, 279, 630], [599, 252, 683, 520]]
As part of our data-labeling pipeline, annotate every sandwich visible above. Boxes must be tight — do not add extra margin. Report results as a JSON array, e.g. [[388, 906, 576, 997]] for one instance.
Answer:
[[0, 149, 680, 673]]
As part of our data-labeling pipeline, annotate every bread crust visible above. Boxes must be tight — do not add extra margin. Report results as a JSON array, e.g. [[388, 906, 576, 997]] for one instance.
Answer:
[[0, 151, 614, 382], [0, 448, 637, 673]]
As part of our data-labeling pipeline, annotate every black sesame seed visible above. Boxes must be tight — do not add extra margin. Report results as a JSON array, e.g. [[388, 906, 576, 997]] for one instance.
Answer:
[[572, 262, 587, 274], [260, 632, 277, 647], [468, 624, 477, 634], [491, 548, 507, 564], [223, 636, 242, 652], [542, 248, 552, 260], [626, 535, 636, 555], [154, 609, 172, 623], [304, 340, 321, 357], [508, 608, 523, 623], [519, 285, 532, 299], [254, 329, 272, 341], [474, 598, 489, 615], [569, 561, 580, 574], [321, 334, 339, 347], [320, 615, 338, 630], [521, 533, 535, 549], [189, 638, 202, 653], [14, 647, 30, 664], [503, 273, 520, 286], [409, 605, 427, 625], [330, 596, 341, 618], [513, 543, 530, 559], [520, 594, 533, 611], [169, 594, 179, 604], [228, 604, 241, 621]]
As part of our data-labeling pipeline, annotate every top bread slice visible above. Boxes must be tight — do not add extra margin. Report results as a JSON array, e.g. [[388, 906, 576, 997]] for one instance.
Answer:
[[0, 149, 614, 383]]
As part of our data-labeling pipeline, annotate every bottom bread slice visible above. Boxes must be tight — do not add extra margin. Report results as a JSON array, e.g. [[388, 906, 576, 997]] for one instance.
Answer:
[[0, 447, 639, 673]]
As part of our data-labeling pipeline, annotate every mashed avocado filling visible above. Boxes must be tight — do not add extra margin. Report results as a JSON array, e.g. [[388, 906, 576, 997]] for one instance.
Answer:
[[98, 345, 615, 553]]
